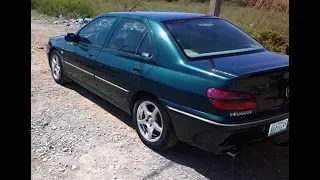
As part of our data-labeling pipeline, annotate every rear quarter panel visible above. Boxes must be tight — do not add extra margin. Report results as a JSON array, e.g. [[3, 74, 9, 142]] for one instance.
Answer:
[[142, 20, 233, 119]]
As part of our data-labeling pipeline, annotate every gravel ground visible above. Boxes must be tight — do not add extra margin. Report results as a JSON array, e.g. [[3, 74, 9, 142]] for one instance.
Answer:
[[31, 11, 289, 180]]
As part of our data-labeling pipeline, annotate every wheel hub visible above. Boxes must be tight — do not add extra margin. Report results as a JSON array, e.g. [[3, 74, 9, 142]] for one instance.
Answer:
[[136, 101, 163, 142]]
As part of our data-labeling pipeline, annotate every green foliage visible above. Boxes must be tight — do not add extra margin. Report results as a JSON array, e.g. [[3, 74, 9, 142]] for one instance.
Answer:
[[249, 31, 288, 54], [31, 0, 289, 54], [31, 0, 96, 18]]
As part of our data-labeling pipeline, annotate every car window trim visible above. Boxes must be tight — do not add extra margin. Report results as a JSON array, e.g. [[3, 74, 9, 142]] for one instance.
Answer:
[[104, 17, 153, 60], [105, 48, 153, 61], [75, 16, 118, 48], [135, 32, 148, 55]]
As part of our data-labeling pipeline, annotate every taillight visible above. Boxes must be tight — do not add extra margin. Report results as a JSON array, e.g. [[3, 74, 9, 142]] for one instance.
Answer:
[[207, 88, 257, 110]]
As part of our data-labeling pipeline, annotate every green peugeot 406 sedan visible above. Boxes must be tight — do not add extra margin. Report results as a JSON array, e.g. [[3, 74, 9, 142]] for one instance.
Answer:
[[46, 11, 289, 156]]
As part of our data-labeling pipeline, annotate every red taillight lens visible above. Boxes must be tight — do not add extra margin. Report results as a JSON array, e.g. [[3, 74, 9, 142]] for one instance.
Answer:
[[207, 88, 257, 110], [210, 100, 257, 110], [207, 88, 253, 100]]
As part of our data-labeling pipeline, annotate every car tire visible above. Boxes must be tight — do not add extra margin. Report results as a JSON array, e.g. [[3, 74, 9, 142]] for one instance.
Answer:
[[133, 97, 178, 151], [49, 50, 71, 84]]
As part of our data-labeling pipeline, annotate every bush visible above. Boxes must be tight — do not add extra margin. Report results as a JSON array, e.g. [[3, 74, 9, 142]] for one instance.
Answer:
[[31, 0, 288, 54], [249, 31, 288, 54], [31, 0, 96, 18]]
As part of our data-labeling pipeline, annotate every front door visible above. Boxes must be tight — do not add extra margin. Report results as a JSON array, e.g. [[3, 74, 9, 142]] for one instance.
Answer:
[[63, 16, 118, 88], [94, 18, 157, 110]]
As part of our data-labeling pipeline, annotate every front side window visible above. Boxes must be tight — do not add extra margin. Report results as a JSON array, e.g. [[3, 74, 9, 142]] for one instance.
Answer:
[[108, 18, 147, 54], [164, 18, 264, 59], [78, 16, 117, 46]]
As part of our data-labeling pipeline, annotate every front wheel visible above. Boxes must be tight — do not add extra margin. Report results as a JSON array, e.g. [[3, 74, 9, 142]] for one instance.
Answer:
[[50, 50, 71, 84], [133, 97, 178, 151]]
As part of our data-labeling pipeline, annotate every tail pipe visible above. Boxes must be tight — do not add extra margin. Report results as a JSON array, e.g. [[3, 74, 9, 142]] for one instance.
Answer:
[[225, 148, 241, 159]]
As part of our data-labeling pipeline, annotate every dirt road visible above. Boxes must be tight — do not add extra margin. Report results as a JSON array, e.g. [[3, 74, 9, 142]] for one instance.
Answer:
[[31, 12, 289, 180]]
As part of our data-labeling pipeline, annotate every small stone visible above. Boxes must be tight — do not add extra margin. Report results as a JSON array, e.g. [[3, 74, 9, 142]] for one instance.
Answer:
[[54, 21, 58, 24], [71, 165, 77, 170], [42, 121, 49, 127], [49, 168, 53, 173], [62, 148, 69, 152], [52, 125, 57, 130], [59, 168, 65, 172], [59, 15, 63, 18], [42, 158, 48, 162], [113, 175, 116, 179]]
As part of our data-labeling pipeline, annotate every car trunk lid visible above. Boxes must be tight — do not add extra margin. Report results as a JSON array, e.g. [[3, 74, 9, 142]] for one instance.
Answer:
[[189, 50, 289, 114]]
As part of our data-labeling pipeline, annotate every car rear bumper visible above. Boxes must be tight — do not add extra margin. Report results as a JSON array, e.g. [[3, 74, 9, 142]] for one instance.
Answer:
[[166, 106, 289, 153]]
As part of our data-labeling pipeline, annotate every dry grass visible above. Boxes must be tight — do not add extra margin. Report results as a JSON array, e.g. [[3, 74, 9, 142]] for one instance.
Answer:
[[231, 0, 289, 13], [31, 0, 289, 54]]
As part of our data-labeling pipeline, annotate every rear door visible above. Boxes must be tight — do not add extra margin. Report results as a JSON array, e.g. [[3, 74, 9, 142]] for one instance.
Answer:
[[63, 16, 118, 88], [94, 17, 157, 110]]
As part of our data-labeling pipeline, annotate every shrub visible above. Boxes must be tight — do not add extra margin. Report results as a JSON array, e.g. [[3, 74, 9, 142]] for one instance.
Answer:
[[31, 0, 95, 18], [249, 31, 288, 54]]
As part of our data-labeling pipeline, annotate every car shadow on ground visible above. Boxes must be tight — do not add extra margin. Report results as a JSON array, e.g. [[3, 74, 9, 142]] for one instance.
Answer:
[[65, 83, 289, 180]]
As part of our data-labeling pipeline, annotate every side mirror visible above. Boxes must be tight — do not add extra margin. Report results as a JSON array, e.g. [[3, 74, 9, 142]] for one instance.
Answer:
[[65, 33, 78, 42]]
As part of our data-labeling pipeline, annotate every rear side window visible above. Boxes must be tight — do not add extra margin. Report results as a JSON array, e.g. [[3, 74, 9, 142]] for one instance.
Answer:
[[108, 18, 147, 54], [137, 34, 153, 58]]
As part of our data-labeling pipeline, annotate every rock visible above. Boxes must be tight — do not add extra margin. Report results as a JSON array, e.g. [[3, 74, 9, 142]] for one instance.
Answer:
[[59, 168, 65, 172], [62, 148, 69, 152], [78, 18, 83, 23], [113, 175, 116, 179], [52, 125, 57, 130], [42, 121, 49, 127], [71, 165, 77, 170], [54, 21, 58, 24], [59, 15, 63, 18]]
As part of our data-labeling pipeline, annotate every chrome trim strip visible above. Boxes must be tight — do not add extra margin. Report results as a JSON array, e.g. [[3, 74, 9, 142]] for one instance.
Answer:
[[64, 61, 94, 76], [95, 75, 129, 93], [167, 106, 288, 127]]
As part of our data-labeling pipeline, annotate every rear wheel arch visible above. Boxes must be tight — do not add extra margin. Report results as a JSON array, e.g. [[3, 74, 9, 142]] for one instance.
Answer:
[[129, 90, 159, 115]]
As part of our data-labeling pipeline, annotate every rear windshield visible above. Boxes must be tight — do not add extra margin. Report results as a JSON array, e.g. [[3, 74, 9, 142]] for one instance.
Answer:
[[164, 18, 264, 59]]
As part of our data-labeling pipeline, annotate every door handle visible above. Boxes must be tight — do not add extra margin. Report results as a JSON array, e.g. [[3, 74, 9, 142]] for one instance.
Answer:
[[132, 67, 142, 74], [88, 54, 95, 59]]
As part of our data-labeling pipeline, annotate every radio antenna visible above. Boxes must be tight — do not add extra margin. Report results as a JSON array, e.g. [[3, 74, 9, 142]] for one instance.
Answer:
[[128, 0, 143, 11]]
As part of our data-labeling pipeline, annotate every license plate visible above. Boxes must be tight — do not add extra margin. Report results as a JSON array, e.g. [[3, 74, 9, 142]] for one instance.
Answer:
[[268, 118, 288, 136]]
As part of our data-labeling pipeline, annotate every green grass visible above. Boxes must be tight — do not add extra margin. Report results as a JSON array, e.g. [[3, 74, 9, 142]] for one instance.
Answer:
[[31, 0, 288, 53]]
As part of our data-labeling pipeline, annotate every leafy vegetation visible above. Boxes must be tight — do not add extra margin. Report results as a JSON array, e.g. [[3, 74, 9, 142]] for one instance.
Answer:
[[31, 0, 288, 54]]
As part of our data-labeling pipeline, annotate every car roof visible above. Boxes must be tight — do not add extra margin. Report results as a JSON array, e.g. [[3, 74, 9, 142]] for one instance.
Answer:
[[102, 11, 219, 22]]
